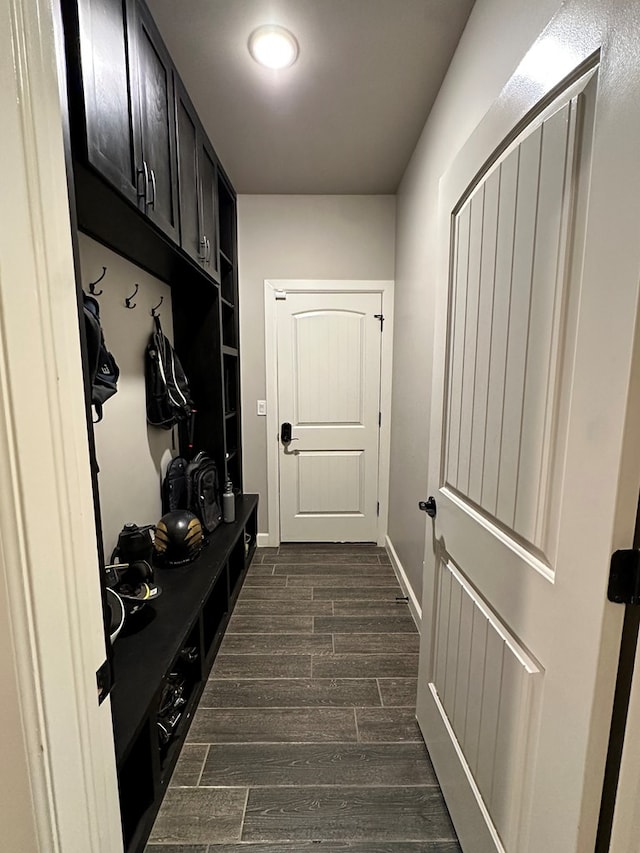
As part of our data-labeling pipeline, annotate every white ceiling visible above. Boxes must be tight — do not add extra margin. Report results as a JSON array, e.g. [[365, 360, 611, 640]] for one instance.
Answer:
[[146, 0, 475, 194]]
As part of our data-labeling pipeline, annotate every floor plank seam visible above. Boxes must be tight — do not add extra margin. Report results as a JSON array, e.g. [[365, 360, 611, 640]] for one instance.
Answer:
[[198, 783, 444, 789], [195, 744, 209, 787], [237, 786, 250, 842]]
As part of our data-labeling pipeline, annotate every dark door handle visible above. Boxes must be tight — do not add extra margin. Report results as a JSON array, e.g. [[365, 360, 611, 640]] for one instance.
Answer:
[[281, 422, 292, 443], [419, 496, 437, 518]]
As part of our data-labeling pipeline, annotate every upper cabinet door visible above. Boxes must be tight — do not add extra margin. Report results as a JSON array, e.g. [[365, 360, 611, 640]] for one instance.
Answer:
[[175, 82, 203, 265], [130, 1, 179, 242], [175, 78, 220, 281], [199, 141, 220, 282], [75, 0, 139, 205]]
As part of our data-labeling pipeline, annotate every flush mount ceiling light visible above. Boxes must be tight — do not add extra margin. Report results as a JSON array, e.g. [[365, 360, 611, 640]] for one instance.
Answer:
[[248, 25, 299, 69]]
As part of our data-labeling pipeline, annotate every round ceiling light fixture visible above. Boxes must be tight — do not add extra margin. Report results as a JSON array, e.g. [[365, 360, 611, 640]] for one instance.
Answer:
[[248, 25, 299, 69]]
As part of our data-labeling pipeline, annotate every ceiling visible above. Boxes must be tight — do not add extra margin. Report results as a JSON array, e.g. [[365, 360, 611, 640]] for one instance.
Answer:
[[146, 0, 475, 194]]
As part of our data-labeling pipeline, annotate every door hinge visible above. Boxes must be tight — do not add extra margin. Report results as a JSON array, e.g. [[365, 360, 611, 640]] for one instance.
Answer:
[[608, 550, 640, 605], [378, 411, 382, 428], [374, 313, 384, 330], [275, 290, 287, 300], [377, 501, 380, 516]]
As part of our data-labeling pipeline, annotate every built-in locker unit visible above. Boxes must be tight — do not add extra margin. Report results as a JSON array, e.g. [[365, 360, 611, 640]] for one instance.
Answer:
[[59, 0, 257, 849]]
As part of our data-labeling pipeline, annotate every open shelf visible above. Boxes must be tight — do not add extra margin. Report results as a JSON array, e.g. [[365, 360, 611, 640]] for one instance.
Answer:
[[222, 301, 237, 349], [220, 254, 235, 306]]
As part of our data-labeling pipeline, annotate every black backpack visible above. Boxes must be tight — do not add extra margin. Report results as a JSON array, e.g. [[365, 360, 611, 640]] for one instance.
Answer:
[[162, 456, 189, 513], [145, 315, 193, 429], [83, 293, 119, 422], [186, 452, 222, 534]]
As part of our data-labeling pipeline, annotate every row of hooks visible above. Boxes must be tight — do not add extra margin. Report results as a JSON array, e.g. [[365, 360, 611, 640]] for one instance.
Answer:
[[87, 266, 164, 315]]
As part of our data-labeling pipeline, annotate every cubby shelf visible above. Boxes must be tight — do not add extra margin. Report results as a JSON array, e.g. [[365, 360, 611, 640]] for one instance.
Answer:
[[112, 495, 258, 851]]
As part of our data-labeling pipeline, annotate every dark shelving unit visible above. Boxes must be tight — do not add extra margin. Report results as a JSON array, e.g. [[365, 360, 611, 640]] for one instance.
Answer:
[[112, 496, 257, 853], [59, 0, 254, 850]]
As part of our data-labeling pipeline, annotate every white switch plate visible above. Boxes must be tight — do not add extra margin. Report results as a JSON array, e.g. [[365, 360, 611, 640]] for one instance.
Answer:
[[257, 400, 267, 416]]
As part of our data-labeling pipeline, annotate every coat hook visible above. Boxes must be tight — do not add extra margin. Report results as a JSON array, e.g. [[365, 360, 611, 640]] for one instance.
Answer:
[[125, 283, 139, 309], [88, 266, 107, 296], [151, 296, 164, 317]]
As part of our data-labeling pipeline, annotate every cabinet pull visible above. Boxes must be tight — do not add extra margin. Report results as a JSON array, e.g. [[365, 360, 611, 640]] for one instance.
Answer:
[[137, 160, 149, 202], [206, 236, 211, 265], [199, 235, 207, 263], [148, 167, 156, 210]]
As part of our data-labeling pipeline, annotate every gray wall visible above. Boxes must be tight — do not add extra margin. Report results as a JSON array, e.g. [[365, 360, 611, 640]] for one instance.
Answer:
[[387, 0, 565, 606], [237, 195, 396, 533], [78, 235, 176, 557]]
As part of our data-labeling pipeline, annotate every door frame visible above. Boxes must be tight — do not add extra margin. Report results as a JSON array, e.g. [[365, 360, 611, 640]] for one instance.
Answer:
[[264, 279, 394, 547], [0, 0, 123, 850]]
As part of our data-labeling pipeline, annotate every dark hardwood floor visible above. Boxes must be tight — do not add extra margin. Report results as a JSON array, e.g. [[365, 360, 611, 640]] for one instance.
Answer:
[[146, 543, 460, 852]]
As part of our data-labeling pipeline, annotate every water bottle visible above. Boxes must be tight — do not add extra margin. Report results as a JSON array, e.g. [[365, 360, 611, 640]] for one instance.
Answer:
[[222, 479, 235, 523]]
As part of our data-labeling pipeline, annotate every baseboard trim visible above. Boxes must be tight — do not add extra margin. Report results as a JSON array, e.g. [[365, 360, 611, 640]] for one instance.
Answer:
[[385, 535, 422, 629], [257, 533, 274, 548]]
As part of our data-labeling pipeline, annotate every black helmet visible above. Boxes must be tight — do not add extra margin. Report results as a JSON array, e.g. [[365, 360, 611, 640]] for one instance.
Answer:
[[154, 510, 203, 566], [115, 560, 161, 605]]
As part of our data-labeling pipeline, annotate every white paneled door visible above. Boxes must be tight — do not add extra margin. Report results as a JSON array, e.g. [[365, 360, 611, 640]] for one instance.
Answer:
[[417, 22, 640, 853], [276, 291, 383, 541]]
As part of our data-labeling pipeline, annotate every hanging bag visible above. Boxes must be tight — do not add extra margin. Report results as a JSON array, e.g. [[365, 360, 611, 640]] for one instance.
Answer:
[[145, 315, 194, 429], [83, 293, 119, 422]]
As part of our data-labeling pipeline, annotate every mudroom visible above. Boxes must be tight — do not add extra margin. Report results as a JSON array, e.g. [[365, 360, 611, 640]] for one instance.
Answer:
[[5, 1, 640, 852]]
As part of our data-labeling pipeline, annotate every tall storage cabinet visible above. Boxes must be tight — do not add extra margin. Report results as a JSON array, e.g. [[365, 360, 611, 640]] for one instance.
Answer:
[[60, 1, 255, 850]]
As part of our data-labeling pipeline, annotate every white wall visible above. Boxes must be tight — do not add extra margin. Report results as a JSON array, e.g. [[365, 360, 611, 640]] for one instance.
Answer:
[[387, 0, 565, 603], [237, 195, 396, 534], [78, 235, 176, 557]]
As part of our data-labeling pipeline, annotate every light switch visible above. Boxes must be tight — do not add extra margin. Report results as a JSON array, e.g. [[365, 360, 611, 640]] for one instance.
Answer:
[[257, 400, 267, 416]]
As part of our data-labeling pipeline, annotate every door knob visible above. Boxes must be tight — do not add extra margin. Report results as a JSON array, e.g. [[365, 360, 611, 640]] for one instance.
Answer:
[[419, 496, 437, 518]]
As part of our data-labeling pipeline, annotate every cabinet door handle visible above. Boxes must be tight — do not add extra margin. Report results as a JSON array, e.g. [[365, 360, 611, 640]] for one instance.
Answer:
[[137, 160, 149, 203], [199, 235, 207, 262], [148, 167, 156, 210], [206, 236, 211, 265]]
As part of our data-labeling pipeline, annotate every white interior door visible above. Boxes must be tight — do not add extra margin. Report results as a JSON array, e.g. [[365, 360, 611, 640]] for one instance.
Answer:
[[417, 25, 640, 853], [276, 291, 382, 542]]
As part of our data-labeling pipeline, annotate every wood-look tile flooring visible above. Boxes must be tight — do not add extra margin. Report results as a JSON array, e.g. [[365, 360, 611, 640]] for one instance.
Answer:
[[146, 544, 460, 853]]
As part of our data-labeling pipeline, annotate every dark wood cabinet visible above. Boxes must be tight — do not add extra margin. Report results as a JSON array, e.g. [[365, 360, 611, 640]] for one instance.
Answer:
[[60, 1, 250, 851], [175, 88, 201, 264], [199, 142, 220, 280], [129, 0, 179, 241], [70, 0, 139, 204], [175, 81, 219, 280], [68, 0, 179, 240]]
